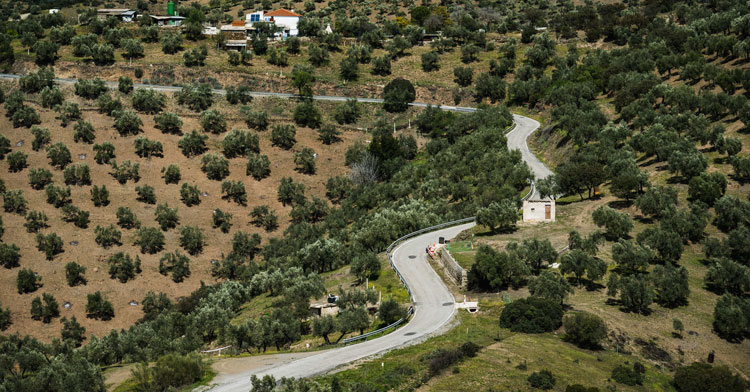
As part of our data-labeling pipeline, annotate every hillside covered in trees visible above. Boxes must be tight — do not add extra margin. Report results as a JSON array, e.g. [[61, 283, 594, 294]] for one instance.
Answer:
[[1, 0, 750, 390]]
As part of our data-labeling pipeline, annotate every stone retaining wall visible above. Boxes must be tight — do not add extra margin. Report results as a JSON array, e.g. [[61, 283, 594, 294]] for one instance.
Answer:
[[439, 248, 467, 290]]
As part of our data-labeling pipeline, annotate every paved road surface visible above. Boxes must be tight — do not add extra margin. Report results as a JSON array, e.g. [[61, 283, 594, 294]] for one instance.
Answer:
[[0, 73, 477, 112], [0, 73, 548, 389], [506, 114, 550, 200], [207, 223, 474, 392]]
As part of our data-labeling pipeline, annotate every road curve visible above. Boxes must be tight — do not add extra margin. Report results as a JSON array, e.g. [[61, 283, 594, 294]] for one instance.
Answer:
[[506, 114, 550, 200], [0, 73, 547, 388], [207, 223, 474, 392]]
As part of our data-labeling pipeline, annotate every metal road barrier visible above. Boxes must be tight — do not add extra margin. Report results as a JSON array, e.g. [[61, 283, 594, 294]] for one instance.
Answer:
[[342, 218, 476, 345], [341, 306, 414, 345]]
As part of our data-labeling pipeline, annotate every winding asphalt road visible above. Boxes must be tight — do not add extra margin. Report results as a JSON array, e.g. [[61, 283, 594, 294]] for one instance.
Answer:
[[0, 73, 547, 390], [207, 223, 474, 392], [506, 114, 552, 200]]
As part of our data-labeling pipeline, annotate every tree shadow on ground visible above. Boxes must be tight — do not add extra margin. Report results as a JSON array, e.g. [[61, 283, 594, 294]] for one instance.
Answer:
[[606, 200, 632, 210]]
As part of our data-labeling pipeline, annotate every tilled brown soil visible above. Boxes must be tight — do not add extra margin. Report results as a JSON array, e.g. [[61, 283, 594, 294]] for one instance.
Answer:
[[0, 87, 364, 342]]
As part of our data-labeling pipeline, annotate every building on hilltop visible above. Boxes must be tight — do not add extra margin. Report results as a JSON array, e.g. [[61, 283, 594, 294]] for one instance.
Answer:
[[246, 8, 302, 37], [97, 9, 137, 22]]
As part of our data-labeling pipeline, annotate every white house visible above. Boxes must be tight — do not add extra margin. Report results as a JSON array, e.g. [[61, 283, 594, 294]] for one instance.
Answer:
[[246, 9, 301, 37], [522, 199, 556, 223]]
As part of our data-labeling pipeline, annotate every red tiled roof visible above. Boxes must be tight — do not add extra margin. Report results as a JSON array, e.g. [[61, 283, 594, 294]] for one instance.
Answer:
[[265, 9, 301, 17]]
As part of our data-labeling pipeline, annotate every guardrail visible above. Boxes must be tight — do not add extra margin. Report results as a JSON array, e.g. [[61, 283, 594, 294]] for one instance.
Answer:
[[522, 182, 535, 201], [342, 217, 477, 345], [341, 306, 414, 344]]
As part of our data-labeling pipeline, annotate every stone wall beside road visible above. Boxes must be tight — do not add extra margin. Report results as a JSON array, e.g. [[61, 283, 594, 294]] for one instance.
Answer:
[[438, 248, 467, 290]]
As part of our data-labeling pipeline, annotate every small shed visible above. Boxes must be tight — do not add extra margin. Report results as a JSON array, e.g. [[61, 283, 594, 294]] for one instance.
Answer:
[[150, 15, 185, 26], [522, 199, 555, 223], [309, 303, 339, 317], [97, 9, 136, 22], [220, 24, 249, 40]]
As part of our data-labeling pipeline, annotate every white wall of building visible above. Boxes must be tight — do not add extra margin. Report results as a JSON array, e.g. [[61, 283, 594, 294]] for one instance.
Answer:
[[523, 200, 555, 222]]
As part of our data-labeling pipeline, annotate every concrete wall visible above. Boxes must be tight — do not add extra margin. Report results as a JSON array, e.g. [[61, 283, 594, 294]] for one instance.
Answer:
[[523, 199, 555, 222], [439, 249, 467, 290]]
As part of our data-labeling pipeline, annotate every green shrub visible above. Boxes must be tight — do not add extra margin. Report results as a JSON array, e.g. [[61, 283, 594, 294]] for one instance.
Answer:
[[383, 78, 415, 112], [318, 124, 341, 144], [61, 204, 90, 228], [132, 88, 166, 114], [118, 76, 133, 93], [611, 363, 644, 386], [421, 51, 440, 71], [277, 177, 305, 206], [116, 206, 141, 229], [45, 184, 71, 207], [212, 209, 232, 233], [60, 316, 86, 346], [74, 78, 107, 99], [91, 185, 110, 206], [136, 185, 156, 204], [178, 184, 200, 207], [563, 312, 608, 349], [107, 252, 141, 283], [159, 250, 191, 282], [201, 109, 227, 134], [225, 85, 252, 105], [46, 142, 72, 169], [0, 304, 11, 331], [154, 112, 182, 134], [453, 66, 473, 87], [333, 98, 361, 124], [378, 297, 407, 324], [241, 107, 269, 130], [179, 226, 205, 256], [222, 129, 259, 158], [499, 297, 563, 333], [17, 268, 40, 293], [178, 130, 208, 157], [94, 142, 116, 164], [528, 370, 556, 390], [672, 362, 748, 392], [114, 110, 143, 136], [6, 151, 27, 172], [221, 180, 247, 205], [63, 163, 91, 186], [134, 137, 163, 158], [0, 243, 22, 268], [65, 262, 86, 286], [40, 85, 64, 108], [3, 190, 28, 214], [246, 153, 271, 180], [86, 291, 114, 320], [73, 120, 96, 144], [30, 293, 59, 323], [31, 126, 51, 151], [95, 224, 122, 248], [24, 211, 49, 233], [131, 353, 207, 391], [162, 164, 181, 184], [200, 153, 230, 180], [294, 147, 316, 174], [134, 227, 165, 254], [109, 161, 141, 184], [293, 100, 322, 128], [154, 203, 179, 230], [28, 168, 53, 189], [271, 124, 296, 149], [175, 83, 213, 112], [249, 205, 278, 232], [55, 102, 82, 127]]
